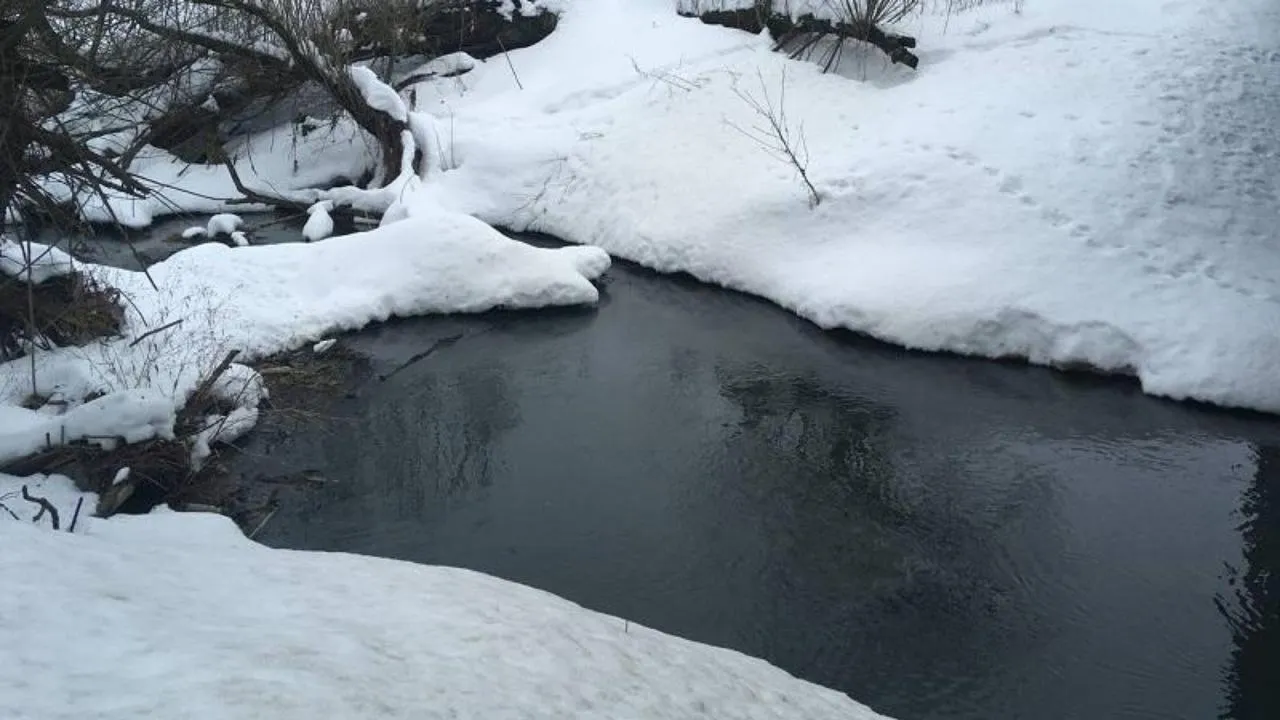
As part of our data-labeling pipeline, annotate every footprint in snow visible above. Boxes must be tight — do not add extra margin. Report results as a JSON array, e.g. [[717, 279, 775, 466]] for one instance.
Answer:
[[998, 176, 1023, 194], [937, 142, 1115, 252]]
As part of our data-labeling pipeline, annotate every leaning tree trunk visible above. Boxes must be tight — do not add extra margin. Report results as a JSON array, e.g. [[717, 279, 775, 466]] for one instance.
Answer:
[[683, 7, 919, 70]]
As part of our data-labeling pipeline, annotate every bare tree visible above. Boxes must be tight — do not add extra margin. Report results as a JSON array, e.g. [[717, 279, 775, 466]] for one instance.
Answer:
[[727, 69, 822, 208]]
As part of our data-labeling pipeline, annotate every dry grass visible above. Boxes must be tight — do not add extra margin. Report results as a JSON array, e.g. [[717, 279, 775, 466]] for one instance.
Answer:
[[0, 271, 124, 361], [253, 340, 366, 397]]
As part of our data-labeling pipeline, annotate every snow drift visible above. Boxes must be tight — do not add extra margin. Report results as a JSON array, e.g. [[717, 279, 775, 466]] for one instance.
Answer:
[[411, 0, 1280, 413], [0, 474, 890, 720]]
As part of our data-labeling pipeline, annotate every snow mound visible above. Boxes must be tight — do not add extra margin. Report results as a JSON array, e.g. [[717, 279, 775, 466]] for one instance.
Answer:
[[349, 65, 408, 122], [0, 237, 75, 283], [0, 390, 175, 466], [303, 200, 335, 241], [0, 478, 889, 720], [418, 0, 1280, 413], [121, 209, 609, 358], [207, 213, 243, 236]]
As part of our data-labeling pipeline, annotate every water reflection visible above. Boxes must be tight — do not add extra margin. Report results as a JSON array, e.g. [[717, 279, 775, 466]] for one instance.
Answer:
[[710, 362, 1072, 715], [1219, 443, 1280, 720], [365, 365, 519, 501]]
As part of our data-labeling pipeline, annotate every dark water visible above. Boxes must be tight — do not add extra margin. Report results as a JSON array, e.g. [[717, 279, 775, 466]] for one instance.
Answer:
[[53, 212, 327, 268], [109, 222, 1277, 720]]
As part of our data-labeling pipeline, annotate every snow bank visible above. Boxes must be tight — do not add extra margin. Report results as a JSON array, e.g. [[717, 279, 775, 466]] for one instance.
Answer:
[[0, 391, 175, 466], [117, 209, 609, 358], [42, 118, 377, 228], [412, 0, 1280, 414], [0, 474, 889, 720], [0, 209, 608, 420], [0, 237, 76, 283]]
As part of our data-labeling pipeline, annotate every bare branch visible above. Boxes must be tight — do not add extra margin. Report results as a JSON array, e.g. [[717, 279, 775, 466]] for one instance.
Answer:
[[21, 485, 61, 530], [726, 69, 822, 208]]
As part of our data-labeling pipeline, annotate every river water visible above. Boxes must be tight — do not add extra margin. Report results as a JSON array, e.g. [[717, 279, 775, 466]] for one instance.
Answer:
[[79, 222, 1280, 719]]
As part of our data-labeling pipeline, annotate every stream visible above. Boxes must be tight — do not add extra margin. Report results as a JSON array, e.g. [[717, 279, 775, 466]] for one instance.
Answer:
[[77, 221, 1280, 720]]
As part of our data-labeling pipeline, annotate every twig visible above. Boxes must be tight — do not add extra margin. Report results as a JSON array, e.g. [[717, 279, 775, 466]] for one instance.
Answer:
[[181, 349, 242, 425], [247, 504, 279, 540], [378, 332, 464, 382], [629, 56, 702, 93], [21, 485, 60, 530], [129, 318, 183, 347], [496, 35, 524, 90], [726, 69, 822, 208], [219, 156, 311, 211], [20, 240, 38, 398], [248, 212, 308, 232], [68, 496, 84, 532]]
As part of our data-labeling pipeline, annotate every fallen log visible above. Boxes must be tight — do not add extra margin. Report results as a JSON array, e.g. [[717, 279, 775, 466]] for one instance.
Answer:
[[343, 0, 559, 64], [683, 8, 919, 70]]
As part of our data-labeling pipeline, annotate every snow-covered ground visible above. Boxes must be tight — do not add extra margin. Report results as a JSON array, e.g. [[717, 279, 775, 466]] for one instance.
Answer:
[[0, 474, 888, 720], [408, 0, 1280, 414], [34, 0, 1279, 413]]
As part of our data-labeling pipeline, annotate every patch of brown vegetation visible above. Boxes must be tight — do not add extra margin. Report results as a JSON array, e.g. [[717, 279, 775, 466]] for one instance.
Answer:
[[0, 271, 124, 360], [253, 342, 369, 418]]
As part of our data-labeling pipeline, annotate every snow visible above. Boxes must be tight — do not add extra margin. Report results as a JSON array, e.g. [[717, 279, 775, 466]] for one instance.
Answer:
[[404, 51, 478, 80], [0, 213, 609, 458], [406, 0, 1280, 414], [0, 237, 75, 283], [190, 406, 258, 469], [349, 65, 409, 122], [206, 213, 243, 236], [0, 390, 174, 466], [181, 225, 208, 240], [43, 118, 378, 228], [229, 230, 250, 247], [312, 338, 337, 354], [302, 200, 335, 241], [0, 474, 888, 720], [4, 0, 1279, 713]]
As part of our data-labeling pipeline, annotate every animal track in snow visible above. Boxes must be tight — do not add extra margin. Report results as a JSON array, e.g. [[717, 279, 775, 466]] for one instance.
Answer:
[[914, 130, 1278, 303], [936, 142, 1100, 247]]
